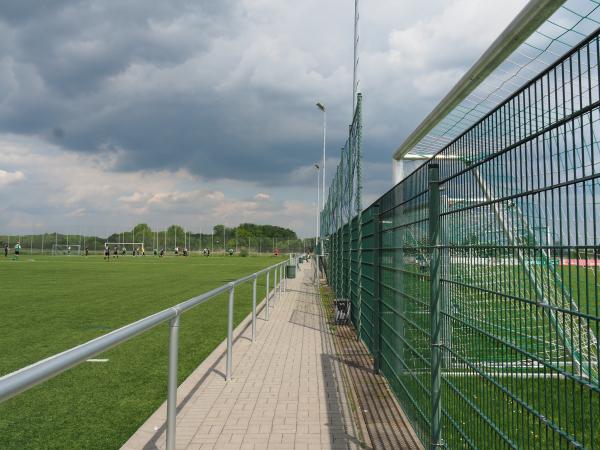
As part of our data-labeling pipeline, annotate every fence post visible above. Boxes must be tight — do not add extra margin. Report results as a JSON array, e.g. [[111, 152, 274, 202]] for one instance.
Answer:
[[372, 204, 381, 373], [252, 274, 257, 342], [166, 314, 180, 450], [266, 271, 270, 321], [428, 163, 442, 449], [277, 266, 281, 301], [226, 283, 235, 381]]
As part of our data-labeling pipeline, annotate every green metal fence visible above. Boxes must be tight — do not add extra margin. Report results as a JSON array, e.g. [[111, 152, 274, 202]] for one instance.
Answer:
[[323, 29, 600, 449]]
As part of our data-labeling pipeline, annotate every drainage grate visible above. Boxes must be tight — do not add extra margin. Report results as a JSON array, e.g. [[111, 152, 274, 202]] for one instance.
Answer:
[[332, 323, 423, 450]]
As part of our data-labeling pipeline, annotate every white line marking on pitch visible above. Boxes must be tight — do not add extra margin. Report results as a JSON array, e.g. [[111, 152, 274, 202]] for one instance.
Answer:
[[86, 359, 109, 362]]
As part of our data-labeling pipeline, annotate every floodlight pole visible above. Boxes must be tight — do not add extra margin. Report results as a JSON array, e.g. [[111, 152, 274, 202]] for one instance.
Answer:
[[316, 103, 326, 212], [315, 164, 321, 276], [353, 0, 359, 111]]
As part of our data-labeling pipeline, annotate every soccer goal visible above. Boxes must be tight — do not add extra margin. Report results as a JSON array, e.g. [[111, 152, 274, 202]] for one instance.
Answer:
[[51, 244, 81, 256]]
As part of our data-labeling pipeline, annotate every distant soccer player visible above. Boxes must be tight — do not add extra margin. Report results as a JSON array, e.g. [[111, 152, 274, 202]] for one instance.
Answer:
[[4, 243, 8, 258], [67, 246, 71, 255], [183, 247, 188, 257], [14, 241, 21, 259], [228, 248, 234, 256], [174, 246, 179, 256], [122, 246, 126, 256], [159, 248, 164, 257], [85, 246, 89, 257], [104, 243, 110, 260], [113, 245, 119, 258]]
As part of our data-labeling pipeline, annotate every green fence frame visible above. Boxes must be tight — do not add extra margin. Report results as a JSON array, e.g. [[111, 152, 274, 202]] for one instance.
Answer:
[[323, 29, 600, 449]]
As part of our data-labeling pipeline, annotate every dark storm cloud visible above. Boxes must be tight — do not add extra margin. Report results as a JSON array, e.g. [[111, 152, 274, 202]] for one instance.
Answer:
[[0, 0, 528, 190], [0, 0, 337, 185]]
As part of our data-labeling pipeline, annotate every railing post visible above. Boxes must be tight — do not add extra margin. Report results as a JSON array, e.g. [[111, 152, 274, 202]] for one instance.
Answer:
[[266, 271, 270, 321], [226, 283, 235, 381], [274, 266, 278, 304], [278, 265, 282, 301], [166, 313, 180, 450], [252, 274, 257, 342], [428, 163, 442, 450]]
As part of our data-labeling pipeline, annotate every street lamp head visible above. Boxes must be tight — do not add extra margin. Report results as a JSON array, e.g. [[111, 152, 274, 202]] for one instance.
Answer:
[[316, 102, 325, 112], [314, 164, 320, 170]]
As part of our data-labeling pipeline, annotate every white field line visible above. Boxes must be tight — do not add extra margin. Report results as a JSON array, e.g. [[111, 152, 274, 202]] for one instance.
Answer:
[[86, 359, 109, 363]]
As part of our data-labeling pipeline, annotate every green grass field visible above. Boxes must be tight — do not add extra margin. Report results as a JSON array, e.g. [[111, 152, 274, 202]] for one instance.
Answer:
[[0, 254, 285, 449]]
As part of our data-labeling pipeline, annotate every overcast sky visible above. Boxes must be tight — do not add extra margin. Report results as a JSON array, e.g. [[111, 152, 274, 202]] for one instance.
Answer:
[[0, 0, 529, 237]]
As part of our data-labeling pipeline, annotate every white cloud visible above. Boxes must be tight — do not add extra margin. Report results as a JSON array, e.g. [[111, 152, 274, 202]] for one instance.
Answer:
[[0, 169, 24, 187], [0, 134, 318, 236]]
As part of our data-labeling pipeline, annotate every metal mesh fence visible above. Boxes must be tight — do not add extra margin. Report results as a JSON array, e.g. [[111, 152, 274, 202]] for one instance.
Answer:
[[324, 29, 600, 449]]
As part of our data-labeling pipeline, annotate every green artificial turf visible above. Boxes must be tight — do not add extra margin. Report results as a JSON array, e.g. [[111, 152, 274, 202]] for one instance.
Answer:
[[0, 254, 285, 449]]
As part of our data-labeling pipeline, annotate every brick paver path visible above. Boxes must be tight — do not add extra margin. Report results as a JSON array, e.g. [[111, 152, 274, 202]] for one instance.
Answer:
[[122, 262, 360, 450]]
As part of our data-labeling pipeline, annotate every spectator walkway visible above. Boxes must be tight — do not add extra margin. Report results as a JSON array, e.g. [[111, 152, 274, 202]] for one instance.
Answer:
[[122, 262, 361, 450]]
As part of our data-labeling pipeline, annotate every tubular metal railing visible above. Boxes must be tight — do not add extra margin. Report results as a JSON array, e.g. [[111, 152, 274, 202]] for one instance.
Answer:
[[0, 259, 290, 450]]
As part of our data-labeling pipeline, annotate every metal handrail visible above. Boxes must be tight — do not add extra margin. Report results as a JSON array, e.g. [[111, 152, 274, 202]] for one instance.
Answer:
[[0, 259, 290, 450]]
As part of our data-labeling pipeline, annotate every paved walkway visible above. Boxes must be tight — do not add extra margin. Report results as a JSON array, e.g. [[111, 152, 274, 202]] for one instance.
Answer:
[[122, 262, 360, 450]]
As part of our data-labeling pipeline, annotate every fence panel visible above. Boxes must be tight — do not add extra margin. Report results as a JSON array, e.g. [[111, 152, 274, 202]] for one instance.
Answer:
[[323, 29, 600, 450]]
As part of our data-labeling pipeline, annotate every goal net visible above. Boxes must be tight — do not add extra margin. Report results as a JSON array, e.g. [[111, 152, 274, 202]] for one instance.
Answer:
[[51, 244, 81, 256]]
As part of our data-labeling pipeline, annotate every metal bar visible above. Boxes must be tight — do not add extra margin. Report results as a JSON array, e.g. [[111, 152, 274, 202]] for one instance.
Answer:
[[252, 274, 257, 342], [372, 204, 381, 372], [166, 314, 180, 450], [226, 283, 235, 381], [393, 0, 565, 160], [428, 164, 442, 449], [266, 270, 270, 321]]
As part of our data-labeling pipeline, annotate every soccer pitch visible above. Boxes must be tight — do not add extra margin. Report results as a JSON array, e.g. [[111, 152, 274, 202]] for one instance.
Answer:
[[0, 254, 286, 449]]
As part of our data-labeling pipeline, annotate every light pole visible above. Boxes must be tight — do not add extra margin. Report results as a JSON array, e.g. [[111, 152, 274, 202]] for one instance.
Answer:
[[314, 164, 321, 278], [316, 102, 326, 210], [314, 164, 320, 244]]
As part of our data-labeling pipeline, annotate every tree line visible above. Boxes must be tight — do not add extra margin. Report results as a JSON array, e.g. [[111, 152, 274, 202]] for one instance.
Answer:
[[2, 223, 306, 254]]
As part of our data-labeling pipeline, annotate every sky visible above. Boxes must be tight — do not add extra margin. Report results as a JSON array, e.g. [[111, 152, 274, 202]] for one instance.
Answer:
[[0, 0, 529, 237]]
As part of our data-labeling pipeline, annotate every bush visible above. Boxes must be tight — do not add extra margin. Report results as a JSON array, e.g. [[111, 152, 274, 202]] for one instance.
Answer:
[[240, 248, 249, 257]]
